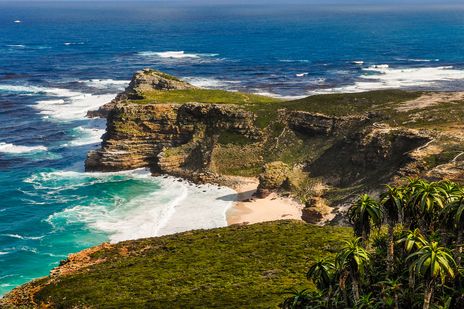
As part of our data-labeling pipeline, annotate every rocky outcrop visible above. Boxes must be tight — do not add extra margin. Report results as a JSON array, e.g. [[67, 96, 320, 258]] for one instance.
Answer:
[[255, 161, 291, 198], [308, 125, 430, 187], [87, 68, 195, 118], [284, 111, 370, 137], [86, 69, 458, 221], [86, 103, 260, 179]]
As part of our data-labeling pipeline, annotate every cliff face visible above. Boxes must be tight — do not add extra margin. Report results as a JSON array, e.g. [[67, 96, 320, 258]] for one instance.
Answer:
[[285, 111, 369, 137], [308, 126, 430, 187], [86, 103, 259, 178], [85, 68, 464, 222]]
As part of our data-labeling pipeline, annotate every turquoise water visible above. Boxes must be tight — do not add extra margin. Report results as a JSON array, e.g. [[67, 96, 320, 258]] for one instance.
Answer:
[[1, 1, 464, 295]]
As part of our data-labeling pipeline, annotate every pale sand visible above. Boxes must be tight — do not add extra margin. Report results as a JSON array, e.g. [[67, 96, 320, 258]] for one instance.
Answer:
[[225, 177, 303, 225]]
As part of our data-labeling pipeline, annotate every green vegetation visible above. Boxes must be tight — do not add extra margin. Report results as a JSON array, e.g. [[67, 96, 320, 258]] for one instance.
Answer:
[[150, 70, 183, 82], [130, 87, 427, 129], [271, 90, 422, 116], [283, 179, 464, 309], [247, 90, 422, 128], [217, 129, 256, 145], [24, 221, 350, 308], [129, 88, 281, 105], [211, 143, 264, 176]]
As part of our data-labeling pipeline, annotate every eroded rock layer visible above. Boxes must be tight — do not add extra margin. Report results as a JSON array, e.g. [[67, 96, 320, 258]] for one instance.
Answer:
[[85, 68, 464, 222]]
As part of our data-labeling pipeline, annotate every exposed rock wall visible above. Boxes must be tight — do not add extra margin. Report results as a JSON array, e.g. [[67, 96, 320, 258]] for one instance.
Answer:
[[308, 126, 430, 187], [285, 111, 369, 137], [85, 68, 441, 215], [86, 103, 259, 177]]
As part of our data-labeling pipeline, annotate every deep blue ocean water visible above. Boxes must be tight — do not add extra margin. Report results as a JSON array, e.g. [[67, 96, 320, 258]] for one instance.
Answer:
[[1, 1, 464, 295]]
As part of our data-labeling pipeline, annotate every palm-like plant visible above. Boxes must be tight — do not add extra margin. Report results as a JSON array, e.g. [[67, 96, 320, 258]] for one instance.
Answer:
[[441, 195, 464, 265], [438, 180, 462, 201], [355, 292, 379, 309], [398, 228, 428, 254], [398, 228, 429, 291], [336, 238, 371, 302], [407, 241, 457, 309], [281, 288, 312, 309], [409, 180, 451, 231], [348, 194, 382, 243], [307, 259, 335, 291], [381, 185, 405, 273], [378, 278, 402, 309]]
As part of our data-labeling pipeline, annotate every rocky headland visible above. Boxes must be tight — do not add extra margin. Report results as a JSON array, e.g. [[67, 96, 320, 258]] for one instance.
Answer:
[[85, 68, 464, 224], [3, 68, 464, 308]]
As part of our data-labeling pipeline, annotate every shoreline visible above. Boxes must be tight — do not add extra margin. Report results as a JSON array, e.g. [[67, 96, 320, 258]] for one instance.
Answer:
[[224, 176, 303, 225]]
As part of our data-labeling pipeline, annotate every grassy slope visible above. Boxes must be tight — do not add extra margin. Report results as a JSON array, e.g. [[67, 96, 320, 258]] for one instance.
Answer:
[[130, 88, 425, 128], [130, 87, 464, 131], [130, 88, 282, 105], [29, 221, 350, 308]]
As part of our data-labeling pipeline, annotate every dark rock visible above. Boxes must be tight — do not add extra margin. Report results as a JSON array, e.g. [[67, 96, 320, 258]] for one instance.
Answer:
[[301, 207, 324, 224]]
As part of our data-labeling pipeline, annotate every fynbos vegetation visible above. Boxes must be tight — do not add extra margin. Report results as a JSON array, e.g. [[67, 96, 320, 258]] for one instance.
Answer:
[[283, 179, 464, 309]]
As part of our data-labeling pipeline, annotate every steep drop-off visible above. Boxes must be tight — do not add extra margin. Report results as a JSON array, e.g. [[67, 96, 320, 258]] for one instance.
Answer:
[[86, 68, 464, 221]]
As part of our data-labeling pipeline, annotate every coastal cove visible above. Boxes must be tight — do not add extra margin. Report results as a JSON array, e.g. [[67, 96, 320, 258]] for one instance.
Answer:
[[2, 1, 464, 302]]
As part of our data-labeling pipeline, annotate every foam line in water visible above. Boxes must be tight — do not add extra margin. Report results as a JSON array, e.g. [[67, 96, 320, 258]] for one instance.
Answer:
[[0, 83, 116, 121], [80, 79, 129, 90], [251, 90, 306, 100], [34, 92, 115, 121], [137, 51, 222, 64], [139, 51, 219, 59], [64, 119, 106, 147], [1, 234, 43, 240], [39, 169, 237, 243], [310, 65, 464, 94], [182, 77, 240, 89], [0, 143, 47, 154]]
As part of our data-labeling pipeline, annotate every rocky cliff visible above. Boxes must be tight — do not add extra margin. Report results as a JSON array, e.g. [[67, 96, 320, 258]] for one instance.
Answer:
[[87, 68, 196, 118], [86, 102, 260, 178], [85, 68, 464, 223]]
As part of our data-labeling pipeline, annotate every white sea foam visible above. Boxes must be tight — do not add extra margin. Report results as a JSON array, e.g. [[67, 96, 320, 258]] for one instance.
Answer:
[[0, 143, 47, 154], [182, 77, 239, 89], [352, 60, 364, 65], [81, 79, 129, 90], [64, 42, 84, 46], [65, 124, 106, 147], [296, 72, 309, 77], [1, 234, 43, 240], [369, 64, 390, 69], [252, 90, 306, 100], [279, 59, 310, 63], [311, 65, 464, 94], [13, 20, 21, 23], [34, 92, 115, 121], [139, 51, 219, 59], [43, 169, 236, 243], [395, 58, 439, 62], [0, 82, 116, 121], [0, 84, 48, 94], [0, 251, 9, 255], [18, 246, 38, 254], [138, 51, 221, 64], [6, 44, 25, 48]]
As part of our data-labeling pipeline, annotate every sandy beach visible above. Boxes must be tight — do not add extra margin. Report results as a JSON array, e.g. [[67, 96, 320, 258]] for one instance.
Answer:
[[225, 177, 303, 225]]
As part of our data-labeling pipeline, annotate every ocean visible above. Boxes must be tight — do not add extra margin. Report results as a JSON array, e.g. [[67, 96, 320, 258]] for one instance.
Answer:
[[1, 1, 464, 295]]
